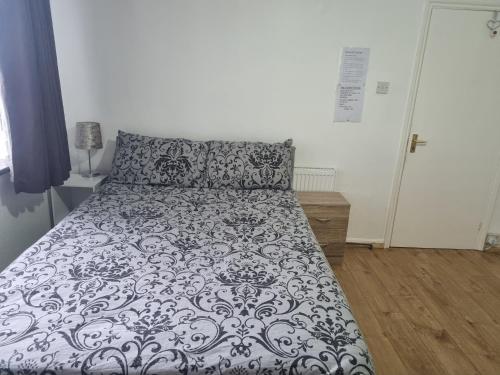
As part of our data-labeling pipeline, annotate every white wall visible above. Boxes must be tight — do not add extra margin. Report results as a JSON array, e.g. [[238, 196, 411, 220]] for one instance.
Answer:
[[49, 0, 500, 242], [490, 188, 500, 235], [0, 173, 50, 270]]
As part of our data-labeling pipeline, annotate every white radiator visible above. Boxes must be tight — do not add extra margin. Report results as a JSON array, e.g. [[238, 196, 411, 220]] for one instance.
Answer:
[[293, 167, 336, 192]]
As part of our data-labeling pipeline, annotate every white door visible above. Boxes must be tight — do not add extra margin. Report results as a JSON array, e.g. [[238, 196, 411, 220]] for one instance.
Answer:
[[392, 7, 500, 250]]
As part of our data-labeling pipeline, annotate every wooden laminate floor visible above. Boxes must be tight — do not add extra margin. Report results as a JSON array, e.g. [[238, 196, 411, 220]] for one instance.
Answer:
[[332, 246, 500, 375]]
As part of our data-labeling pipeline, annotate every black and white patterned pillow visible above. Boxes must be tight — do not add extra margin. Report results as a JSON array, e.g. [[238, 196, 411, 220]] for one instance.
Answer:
[[110, 131, 208, 187], [205, 139, 293, 190]]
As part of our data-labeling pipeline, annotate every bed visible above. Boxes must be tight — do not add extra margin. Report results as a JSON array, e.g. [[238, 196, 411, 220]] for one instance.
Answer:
[[0, 132, 374, 374]]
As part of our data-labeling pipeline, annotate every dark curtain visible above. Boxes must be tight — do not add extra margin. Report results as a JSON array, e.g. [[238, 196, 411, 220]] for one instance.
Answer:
[[0, 0, 70, 193]]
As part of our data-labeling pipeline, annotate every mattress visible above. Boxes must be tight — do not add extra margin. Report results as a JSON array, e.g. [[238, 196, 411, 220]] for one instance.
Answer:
[[0, 183, 374, 374]]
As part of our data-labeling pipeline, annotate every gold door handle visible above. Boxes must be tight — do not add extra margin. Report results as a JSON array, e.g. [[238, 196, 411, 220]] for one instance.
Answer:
[[409, 134, 427, 153]]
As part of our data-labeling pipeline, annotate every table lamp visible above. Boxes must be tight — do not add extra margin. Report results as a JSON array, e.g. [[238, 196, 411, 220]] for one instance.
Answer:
[[75, 122, 102, 177]]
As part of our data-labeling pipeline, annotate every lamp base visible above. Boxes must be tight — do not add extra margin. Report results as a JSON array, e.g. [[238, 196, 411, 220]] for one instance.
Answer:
[[81, 171, 100, 178]]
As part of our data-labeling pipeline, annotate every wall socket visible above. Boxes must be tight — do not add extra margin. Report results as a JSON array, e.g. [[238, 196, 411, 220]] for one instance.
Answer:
[[376, 81, 390, 94], [485, 233, 499, 249]]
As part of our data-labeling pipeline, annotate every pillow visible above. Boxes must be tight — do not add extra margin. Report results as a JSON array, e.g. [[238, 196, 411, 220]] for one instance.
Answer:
[[205, 139, 293, 190], [110, 130, 208, 187]]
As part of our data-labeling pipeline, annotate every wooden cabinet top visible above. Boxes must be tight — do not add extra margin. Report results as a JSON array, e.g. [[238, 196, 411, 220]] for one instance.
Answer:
[[297, 191, 350, 207]]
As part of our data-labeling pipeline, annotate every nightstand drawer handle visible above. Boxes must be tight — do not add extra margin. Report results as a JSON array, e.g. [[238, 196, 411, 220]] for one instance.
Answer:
[[314, 217, 333, 223], [318, 242, 328, 248]]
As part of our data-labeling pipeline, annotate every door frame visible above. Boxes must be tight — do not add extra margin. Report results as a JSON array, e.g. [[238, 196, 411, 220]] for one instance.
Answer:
[[384, 1, 500, 250]]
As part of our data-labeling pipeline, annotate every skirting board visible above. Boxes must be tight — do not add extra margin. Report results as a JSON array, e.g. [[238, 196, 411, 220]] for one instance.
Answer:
[[346, 238, 385, 248]]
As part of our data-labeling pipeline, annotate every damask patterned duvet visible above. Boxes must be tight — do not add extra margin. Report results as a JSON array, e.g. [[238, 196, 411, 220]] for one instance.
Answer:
[[0, 183, 374, 374]]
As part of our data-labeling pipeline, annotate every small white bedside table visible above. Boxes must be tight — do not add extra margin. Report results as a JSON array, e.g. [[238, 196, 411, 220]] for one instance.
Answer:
[[49, 173, 108, 227], [61, 173, 108, 192]]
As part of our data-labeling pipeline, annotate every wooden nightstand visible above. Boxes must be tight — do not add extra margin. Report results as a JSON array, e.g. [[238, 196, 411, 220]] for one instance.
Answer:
[[297, 191, 350, 265]]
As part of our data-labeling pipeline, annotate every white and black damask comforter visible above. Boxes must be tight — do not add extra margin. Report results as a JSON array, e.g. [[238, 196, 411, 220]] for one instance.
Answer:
[[0, 183, 374, 374]]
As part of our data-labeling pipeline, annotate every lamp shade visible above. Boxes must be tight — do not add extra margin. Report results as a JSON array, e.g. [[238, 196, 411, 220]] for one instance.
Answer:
[[75, 122, 103, 150]]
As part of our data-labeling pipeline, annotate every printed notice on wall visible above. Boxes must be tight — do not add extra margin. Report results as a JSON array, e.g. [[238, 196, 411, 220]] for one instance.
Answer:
[[334, 47, 370, 123]]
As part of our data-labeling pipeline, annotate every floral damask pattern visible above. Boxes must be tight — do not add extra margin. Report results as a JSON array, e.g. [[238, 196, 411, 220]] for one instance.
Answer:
[[110, 131, 209, 187], [0, 183, 374, 374], [205, 140, 293, 190]]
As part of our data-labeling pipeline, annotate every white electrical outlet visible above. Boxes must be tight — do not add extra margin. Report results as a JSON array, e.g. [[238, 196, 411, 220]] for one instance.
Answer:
[[485, 233, 499, 249], [376, 81, 390, 94]]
